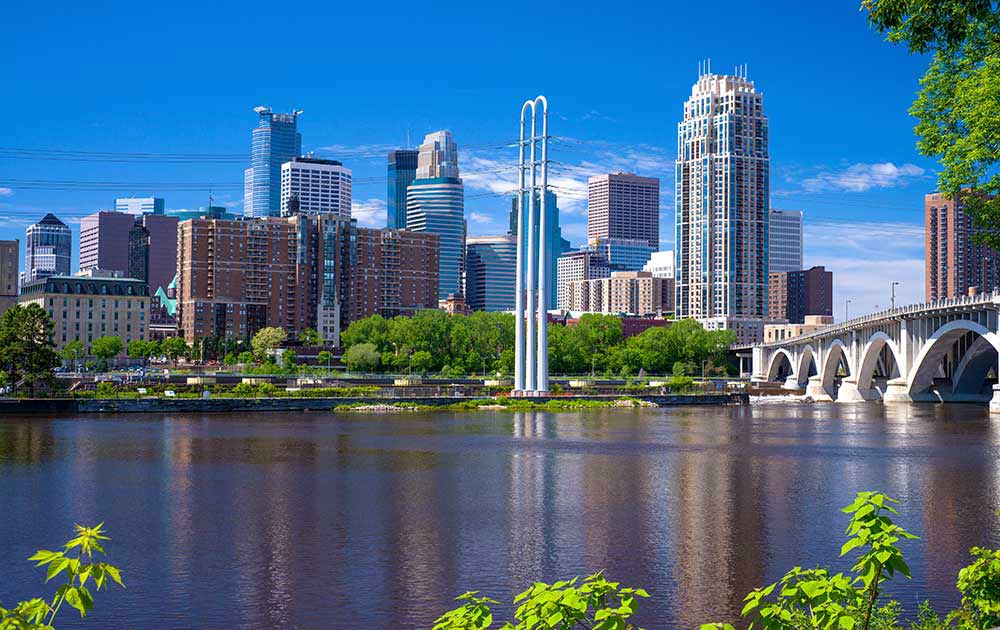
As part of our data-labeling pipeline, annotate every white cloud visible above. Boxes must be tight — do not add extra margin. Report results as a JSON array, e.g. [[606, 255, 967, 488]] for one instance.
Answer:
[[804, 219, 925, 320], [802, 162, 926, 193], [351, 198, 386, 227], [0, 187, 12, 197], [469, 212, 493, 225]]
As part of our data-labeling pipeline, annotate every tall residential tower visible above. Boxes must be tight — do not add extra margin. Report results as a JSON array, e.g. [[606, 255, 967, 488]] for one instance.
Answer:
[[925, 192, 1000, 300], [675, 68, 770, 341], [406, 131, 466, 298], [244, 107, 302, 218]]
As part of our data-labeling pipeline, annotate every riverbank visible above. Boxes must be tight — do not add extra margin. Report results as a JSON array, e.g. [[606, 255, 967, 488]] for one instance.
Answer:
[[0, 393, 747, 414]]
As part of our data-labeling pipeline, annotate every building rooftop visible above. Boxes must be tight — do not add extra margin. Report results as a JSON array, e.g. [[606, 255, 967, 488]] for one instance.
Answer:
[[36, 213, 68, 227]]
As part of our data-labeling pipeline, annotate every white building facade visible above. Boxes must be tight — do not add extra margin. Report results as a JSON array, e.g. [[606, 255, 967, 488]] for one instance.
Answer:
[[280, 157, 352, 217], [675, 69, 770, 340]]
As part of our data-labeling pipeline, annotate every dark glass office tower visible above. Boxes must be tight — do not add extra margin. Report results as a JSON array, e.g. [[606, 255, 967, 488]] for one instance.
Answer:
[[387, 149, 419, 229], [244, 107, 302, 217]]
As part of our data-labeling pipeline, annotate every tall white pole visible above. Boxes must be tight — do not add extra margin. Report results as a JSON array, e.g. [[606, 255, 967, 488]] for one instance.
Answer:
[[525, 104, 538, 392], [535, 96, 549, 392], [514, 102, 530, 394]]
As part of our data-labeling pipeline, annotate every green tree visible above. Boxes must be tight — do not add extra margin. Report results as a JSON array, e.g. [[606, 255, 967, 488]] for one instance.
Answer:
[[159, 337, 189, 364], [251, 327, 287, 360], [343, 342, 380, 373], [1, 523, 124, 627], [90, 336, 123, 366], [236, 350, 254, 366], [60, 340, 86, 372], [281, 349, 297, 370], [317, 350, 333, 369], [127, 339, 158, 367], [863, 0, 1000, 248], [298, 328, 323, 346], [410, 350, 433, 374], [0, 304, 60, 394]]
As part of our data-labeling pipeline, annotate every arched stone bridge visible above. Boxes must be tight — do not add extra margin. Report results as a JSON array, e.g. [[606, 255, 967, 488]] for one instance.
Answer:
[[751, 292, 1000, 412]]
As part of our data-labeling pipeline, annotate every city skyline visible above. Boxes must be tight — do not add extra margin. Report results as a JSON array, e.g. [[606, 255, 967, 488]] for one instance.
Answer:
[[1, 0, 935, 317]]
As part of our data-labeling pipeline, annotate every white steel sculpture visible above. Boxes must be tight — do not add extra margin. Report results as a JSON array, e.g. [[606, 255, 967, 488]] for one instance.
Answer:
[[514, 96, 549, 396]]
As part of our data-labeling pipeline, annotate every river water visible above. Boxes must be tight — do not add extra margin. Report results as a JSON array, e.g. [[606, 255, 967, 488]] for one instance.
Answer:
[[1, 403, 998, 629]]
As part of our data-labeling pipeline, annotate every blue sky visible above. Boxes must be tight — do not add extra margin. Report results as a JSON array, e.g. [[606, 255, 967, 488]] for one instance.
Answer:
[[1, 0, 934, 317]]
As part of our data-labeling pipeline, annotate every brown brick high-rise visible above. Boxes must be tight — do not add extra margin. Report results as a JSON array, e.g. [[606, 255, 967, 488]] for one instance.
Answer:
[[925, 192, 1000, 301], [351, 228, 439, 321]]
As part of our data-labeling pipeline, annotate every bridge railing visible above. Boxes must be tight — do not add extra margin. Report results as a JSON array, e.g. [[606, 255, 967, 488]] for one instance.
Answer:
[[753, 290, 1000, 349]]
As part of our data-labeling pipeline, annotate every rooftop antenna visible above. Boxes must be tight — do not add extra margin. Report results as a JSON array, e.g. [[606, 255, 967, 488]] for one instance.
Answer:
[[208, 187, 214, 208], [406, 127, 411, 149]]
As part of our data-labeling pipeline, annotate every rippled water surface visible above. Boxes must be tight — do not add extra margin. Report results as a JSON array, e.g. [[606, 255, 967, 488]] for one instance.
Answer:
[[1, 402, 999, 629]]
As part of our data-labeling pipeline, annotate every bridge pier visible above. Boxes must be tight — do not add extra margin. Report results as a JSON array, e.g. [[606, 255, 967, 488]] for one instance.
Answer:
[[835, 378, 876, 403], [782, 376, 802, 390], [805, 375, 832, 401], [882, 377, 912, 404], [990, 385, 1000, 414]]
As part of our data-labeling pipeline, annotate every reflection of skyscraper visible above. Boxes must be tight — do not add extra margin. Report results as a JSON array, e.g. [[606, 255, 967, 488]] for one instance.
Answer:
[[406, 131, 465, 298], [245, 107, 302, 218], [23, 214, 71, 283], [387, 149, 419, 229]]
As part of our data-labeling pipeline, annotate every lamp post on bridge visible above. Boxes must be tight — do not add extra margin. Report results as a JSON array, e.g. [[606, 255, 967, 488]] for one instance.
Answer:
[[891, 281, 900, 309], [845, 299, 852, 322]]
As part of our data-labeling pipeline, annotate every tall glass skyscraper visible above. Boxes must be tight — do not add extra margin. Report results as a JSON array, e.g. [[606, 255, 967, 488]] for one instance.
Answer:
[[465, 235, 517, 311], [675, 69, 770, 323], [509, 189, 568, 307], [406, 131, 465, 299], [387, 149, 418, 229], [244, 107, 302, 218], [768, 209, 803, 273], [23, 213, 72, 284]]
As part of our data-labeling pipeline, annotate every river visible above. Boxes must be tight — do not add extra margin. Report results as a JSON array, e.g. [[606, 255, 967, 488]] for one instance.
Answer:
[[1, 403, 998, 628]]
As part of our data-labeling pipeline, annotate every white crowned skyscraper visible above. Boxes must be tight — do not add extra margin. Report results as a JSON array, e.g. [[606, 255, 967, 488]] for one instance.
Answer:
[[675, 65, 770, 340], [406, 131, 466, 298]]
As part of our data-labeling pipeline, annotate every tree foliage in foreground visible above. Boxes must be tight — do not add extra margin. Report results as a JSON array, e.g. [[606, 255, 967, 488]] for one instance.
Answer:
[[1, 523, 124, 628], [0, 304, 59, 394], [863, 0, 1000, 249]]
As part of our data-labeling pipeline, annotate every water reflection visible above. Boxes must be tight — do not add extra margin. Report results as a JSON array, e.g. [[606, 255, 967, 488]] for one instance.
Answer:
[[0, 403, 998, 628]]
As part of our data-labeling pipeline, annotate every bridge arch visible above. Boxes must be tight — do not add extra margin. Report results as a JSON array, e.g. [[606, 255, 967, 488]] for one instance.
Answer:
[[766, 348, 795, 383], [908, 319, 1000, 399], [794, 345, 818, 387], [856, 332, 903, 396], [819, 339, 851, 397]]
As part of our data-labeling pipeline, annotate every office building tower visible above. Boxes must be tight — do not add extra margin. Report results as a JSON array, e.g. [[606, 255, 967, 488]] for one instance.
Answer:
[[466, 235, 517, 311], [351, 227, 440, 320], [128, 223, 150, 283], [565, 271, 673, 315], [587, 236, 655, 271], [19, 270, 150, 351], [925, 192, 1000, 300], [138, 213, 179, 293], [115, 197, 165, 216], [23, 214, 72, 284], [509, 190, 569, 306], [675, 69, 770, 331], [768, 265, 833, 324], [587, 172, 660, 248], [280, 156, 352, 217], [79, 211, 135, 276], [0, 240, 18, 314], [556, 250, 617, 310], [406, 130, 466, 298], [387, 149, 419, 229], [244, 106, 302, 218], [168, 206, 237, 222], [644, 250, 675, 279], [769, 209, 803, 273]]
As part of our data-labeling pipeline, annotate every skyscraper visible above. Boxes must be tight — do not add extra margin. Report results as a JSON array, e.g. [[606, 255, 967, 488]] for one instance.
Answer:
[[23, 214, 72, 283], [675, 68, 770, 331], [280, 156, 352, 217], [387, 149, 419, 229], [509, 190, 569, 307], [925, 191, 1000, 300], [244, 107, 302, 218], [466, 235, 517, 311], [556, 250, 617, 310], [351, 227, 440, 320], [769, 209, 803, 273], [79, 211, 135, 275], [587, 172, 660, 248], [115, 197, 165, 215], [0, 240, 18, 314], [406, 131, 466, 298], [768, 265, 833, 324], [139, 213, 179, 292], [586, 237, 655, 271]]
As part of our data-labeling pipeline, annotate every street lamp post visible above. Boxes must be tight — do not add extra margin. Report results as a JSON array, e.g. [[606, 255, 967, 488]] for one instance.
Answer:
[[591, 355, 597, 378], [891, 281, 900, 309], [845, 299, 852, 322]]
